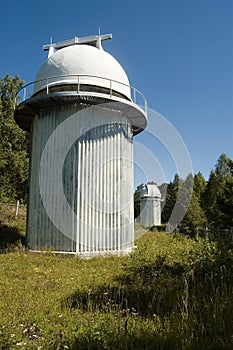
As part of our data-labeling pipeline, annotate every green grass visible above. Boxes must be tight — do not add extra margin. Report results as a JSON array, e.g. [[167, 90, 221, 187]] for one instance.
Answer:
[[0, 204, 26, 251], [0, 209, 233, 349]]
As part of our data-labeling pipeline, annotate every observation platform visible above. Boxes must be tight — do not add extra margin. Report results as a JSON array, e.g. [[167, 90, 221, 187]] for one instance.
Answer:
[[14, 75, 147, 135]]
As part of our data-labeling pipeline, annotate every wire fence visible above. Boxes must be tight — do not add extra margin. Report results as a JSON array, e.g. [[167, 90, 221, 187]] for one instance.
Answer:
[[174, 226, 233, 241]]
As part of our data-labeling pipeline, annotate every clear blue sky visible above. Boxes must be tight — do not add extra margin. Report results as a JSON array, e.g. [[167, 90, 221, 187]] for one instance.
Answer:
[[1, 0, 232, 186]]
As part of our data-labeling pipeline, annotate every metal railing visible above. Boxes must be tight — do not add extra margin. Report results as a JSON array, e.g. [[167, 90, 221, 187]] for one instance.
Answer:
[[15, 74, 147, 114]]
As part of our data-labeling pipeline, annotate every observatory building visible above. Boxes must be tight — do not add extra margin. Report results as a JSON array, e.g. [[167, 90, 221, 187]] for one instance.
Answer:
[[139, 183, 162, 227], [14, 33, 147, 255]]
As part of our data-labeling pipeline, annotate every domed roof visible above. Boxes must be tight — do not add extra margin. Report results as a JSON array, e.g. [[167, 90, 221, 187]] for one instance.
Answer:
[[140, 183, 161, 199], [14, 34, 147, 135], [33, 43, 131, 99]]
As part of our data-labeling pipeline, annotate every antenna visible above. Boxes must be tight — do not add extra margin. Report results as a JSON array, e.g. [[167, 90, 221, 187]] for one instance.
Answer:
[[48, 37, 55, 58], [97, 28, 102, 50]]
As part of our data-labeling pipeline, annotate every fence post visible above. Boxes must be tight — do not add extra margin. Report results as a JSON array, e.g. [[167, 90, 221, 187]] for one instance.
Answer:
[[15, 200, 20, 217]]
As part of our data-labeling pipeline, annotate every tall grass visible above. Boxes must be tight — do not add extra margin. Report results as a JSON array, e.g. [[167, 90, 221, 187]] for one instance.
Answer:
[[0, 213, 233, 349], [0, 204, 26, 252]]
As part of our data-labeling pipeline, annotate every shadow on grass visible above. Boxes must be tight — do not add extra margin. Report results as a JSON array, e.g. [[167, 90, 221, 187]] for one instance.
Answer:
[[64, 238, 233, 349], [65, 256, 185, 318], [69, 330, 183, 350], [0, 223, 25, 252]]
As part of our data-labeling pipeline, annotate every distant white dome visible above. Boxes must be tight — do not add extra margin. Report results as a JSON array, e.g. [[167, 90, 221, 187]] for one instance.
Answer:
[[33, 44, 131, 99], [140, 183, 161, 199]]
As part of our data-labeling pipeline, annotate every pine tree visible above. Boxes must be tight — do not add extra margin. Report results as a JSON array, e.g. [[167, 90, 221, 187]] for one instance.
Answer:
[[181, 191, 207, 234], [161, 174, 180, 225], [203, 154, 233, 229], [194, 172, 206, 199]]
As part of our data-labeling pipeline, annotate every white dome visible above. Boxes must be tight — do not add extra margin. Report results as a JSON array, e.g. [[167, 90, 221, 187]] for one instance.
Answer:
[[33, 44, 131, 99], [140, 183, 161, 199]]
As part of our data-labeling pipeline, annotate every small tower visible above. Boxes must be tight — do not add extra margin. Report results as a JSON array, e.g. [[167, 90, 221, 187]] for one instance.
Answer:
[[139, 183, 161, 228], [14, 34, 147, 255]]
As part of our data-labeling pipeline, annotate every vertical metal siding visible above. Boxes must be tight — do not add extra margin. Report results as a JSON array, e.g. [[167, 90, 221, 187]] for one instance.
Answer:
[[140, 199, 161, 227], [27, 104, 134, 254]]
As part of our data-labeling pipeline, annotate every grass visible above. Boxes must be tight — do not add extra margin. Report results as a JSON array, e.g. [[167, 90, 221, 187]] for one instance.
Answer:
[[0, 207, 233, 349], [0, 204, 26, 251]]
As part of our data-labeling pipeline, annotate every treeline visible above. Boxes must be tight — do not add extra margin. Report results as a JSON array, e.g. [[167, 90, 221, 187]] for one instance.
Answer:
[[0, 75, 29, 202], [1, 74, 232, 231], [135, 153, 233, 232]]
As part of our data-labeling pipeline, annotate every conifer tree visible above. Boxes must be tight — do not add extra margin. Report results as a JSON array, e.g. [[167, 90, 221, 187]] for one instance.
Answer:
[[203, 154, 233, 228]]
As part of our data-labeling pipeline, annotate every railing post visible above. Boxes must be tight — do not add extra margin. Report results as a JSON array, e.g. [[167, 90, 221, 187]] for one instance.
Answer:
[[133, 88, 136, 103], [77, 75, 80, 93], [23, 87, 26, 101], [145, 99, 148, 114], [110, 79, 112, 97]]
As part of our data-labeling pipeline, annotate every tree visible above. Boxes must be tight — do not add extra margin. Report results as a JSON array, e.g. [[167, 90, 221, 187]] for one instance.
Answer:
[[203, 154, 233, 229], [193, 172, 206, 199], [181, 191, 207, 233], [161, 174, 180, 224], [219, 175, 233, 228], [168, 173, 194, 229], [215, 153, 233, 178], [162, 173, 207, 232], [0, 74, 29, 202], [203, 170, 220, 227], [134, 183, 144, 219]]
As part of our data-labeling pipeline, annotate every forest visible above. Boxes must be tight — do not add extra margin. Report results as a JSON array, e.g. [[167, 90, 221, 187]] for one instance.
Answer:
[[135, 153, 233, 233], [0, 74, 232, 233]]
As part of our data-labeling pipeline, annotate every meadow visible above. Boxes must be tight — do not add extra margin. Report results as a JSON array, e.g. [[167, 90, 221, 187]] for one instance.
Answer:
[[0, 207, 233, 349]]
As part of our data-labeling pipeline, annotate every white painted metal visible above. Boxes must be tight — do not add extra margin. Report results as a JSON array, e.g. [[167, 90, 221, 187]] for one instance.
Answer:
[[139, 184, 162, 228], [43, 34, 112, 52], [15, 76, 147, 135], [34, 44, 131, 99], [27, 104, 134, 253], [15, 33, 147, 255]]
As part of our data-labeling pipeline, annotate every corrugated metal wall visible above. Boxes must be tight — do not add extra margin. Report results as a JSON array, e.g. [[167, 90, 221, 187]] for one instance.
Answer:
[[140, 199, 161, 227], [27, 103, 134, 254]]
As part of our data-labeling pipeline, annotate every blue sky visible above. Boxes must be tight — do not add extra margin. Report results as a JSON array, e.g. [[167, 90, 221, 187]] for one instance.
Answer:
[[1, 0, 232, 186]]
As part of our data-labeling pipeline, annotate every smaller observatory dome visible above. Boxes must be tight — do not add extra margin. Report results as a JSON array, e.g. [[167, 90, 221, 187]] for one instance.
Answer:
[[140, 183, 161, 199], [34, 41, 131, 100]]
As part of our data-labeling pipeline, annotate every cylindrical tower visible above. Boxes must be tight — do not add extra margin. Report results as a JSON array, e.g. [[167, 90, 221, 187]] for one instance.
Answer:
[[139, 183, 162, 228], [14, 34, 147, 256]]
